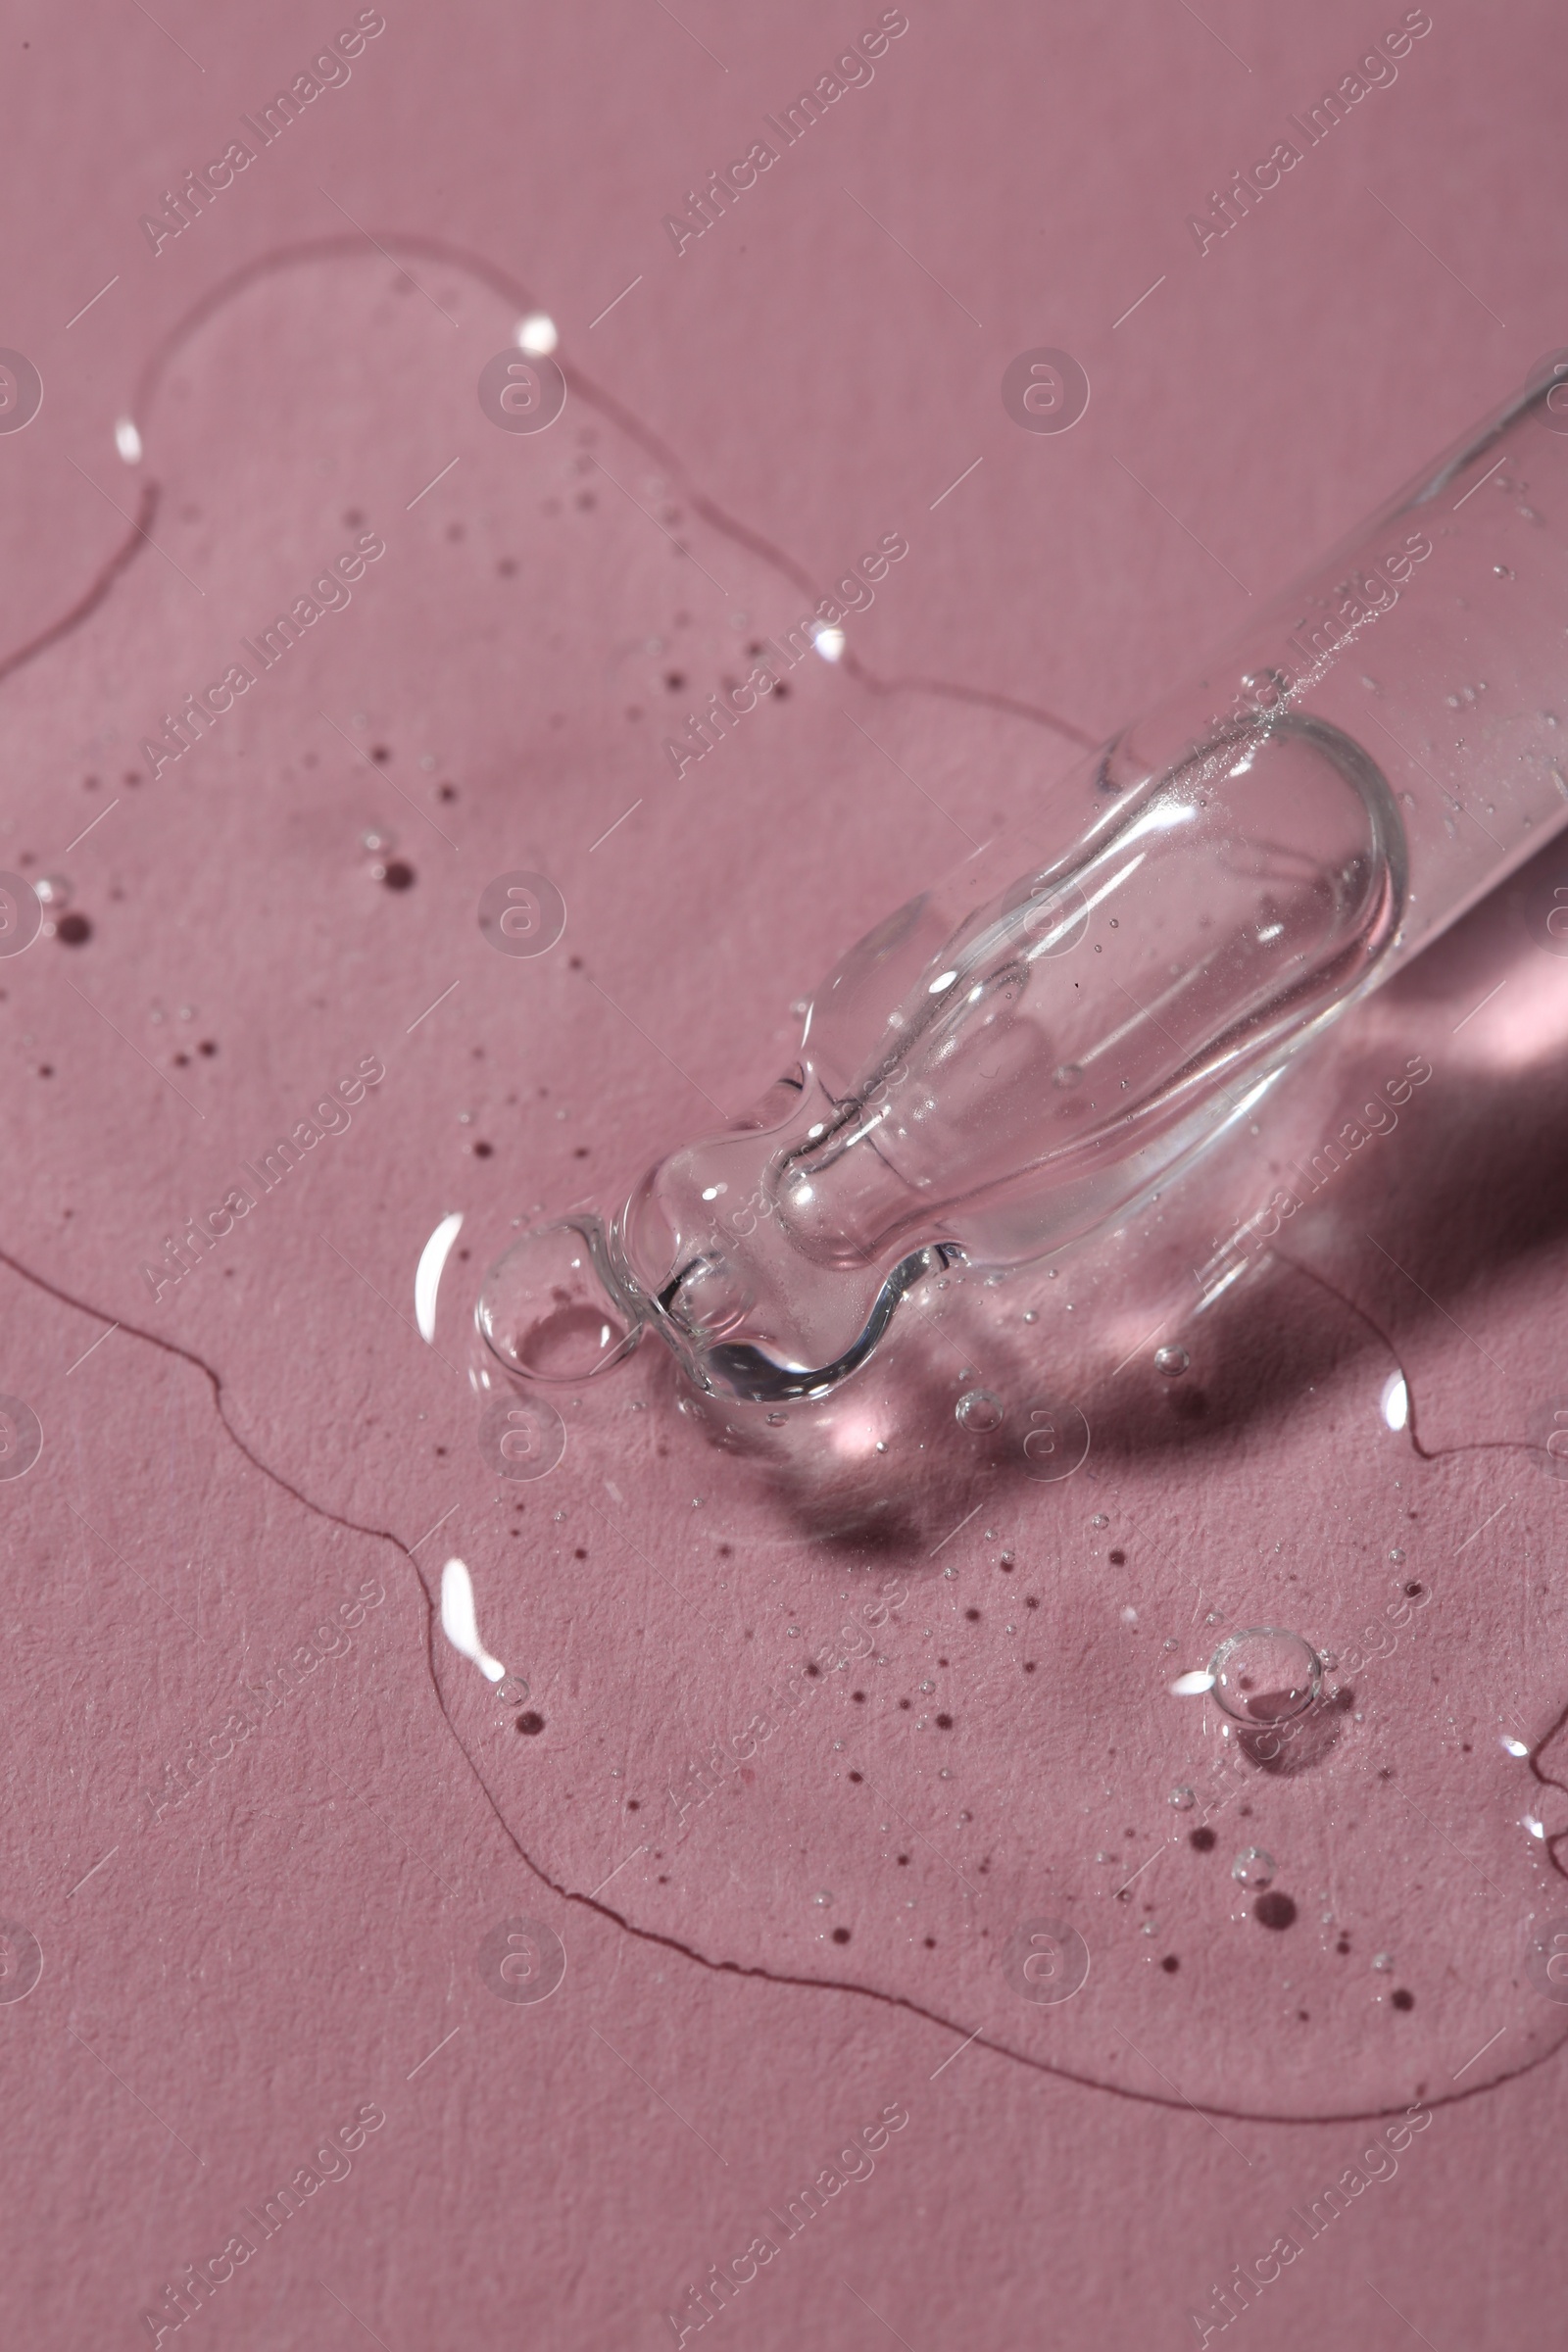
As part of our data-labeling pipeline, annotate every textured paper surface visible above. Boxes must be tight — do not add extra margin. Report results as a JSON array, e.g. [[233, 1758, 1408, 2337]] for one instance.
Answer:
[[3, 3, 1567, 2344]]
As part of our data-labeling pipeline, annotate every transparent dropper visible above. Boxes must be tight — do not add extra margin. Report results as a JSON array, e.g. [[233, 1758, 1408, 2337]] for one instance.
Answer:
[[479, 355, 1568, 1406]]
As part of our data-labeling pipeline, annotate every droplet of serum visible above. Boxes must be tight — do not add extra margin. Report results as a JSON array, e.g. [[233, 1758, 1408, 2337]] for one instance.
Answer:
[[1209, 1628, 1321, 1725]]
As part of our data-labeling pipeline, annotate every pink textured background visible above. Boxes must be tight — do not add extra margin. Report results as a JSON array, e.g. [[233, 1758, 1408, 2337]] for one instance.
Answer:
[[3, 2, 1567, 2345]]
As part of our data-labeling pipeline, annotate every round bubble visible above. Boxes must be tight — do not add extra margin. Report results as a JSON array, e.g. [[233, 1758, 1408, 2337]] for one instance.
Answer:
[[1208, 1627, 1321, 1726], [478, 1220, 640, 1384]]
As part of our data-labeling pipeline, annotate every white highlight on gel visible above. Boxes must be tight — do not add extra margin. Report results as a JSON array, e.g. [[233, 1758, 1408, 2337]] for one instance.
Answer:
[[1380, 1372, 1408, 1431], [416, 1210, 465, 1343], [1501, 1736, 1531, 1758], [516, 313, 559, 355], [115, 417, 142, 465], [812, 624, 846, 662], [440, 1557, 506, 1683], [1169, 1669, 1215, 1696], [1525, 1814, 1546, 1840]]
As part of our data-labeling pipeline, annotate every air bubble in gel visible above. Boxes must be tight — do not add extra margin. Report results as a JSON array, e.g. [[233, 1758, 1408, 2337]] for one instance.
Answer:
[[1208, 1628, 1321, 1726], [479, 1216, 641, 1381]]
